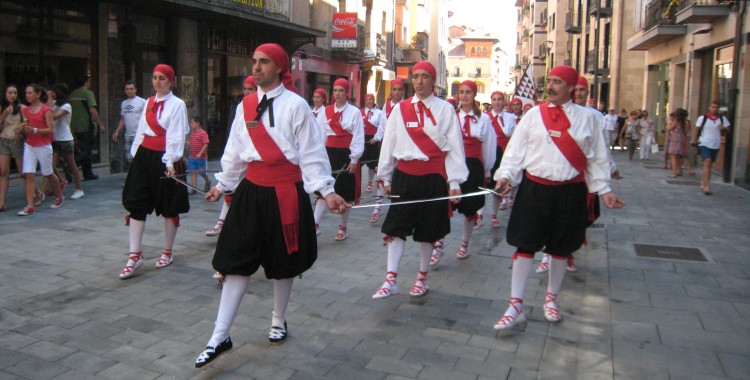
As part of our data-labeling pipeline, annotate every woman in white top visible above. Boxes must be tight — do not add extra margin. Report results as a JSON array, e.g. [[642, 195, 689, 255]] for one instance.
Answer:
[[0, 84, 26, 212], [45, 84, 84, 199]]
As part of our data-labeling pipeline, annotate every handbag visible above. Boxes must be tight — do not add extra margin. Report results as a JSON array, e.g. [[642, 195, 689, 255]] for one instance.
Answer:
[[650, 143, 659, 154]]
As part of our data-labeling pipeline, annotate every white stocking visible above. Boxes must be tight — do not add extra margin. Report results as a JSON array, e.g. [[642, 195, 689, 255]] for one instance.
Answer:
[[218, 200, 230, 221], [208, 275, 250, 347], [163, 218, 178, 251], [492, 195, 501, 215], [418, 242, 433, 273], [376, 181, 385, 197], [129, 219, 145, 253], [386, 237, 406, 273], [547, 255, 568, 295], [272, 278, 294, 327], [313, 197, 327, 224], [368, 168, 376, 185], [340, 209, 350, 228], [462, 217, 474, 242], [510, 256, 534, 300]]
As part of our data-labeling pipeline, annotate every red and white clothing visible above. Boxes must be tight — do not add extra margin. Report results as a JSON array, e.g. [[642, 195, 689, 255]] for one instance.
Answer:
[[495, 100, 611, 195], [131, 92, 189, 168], [458, 109, 496, 177], [311, 104, 325, 119], [189, 129, 209, 158], [216, 84, 334, 196], [378, 95, 468, 190], [314, 102, 365, 165], [362, 106, 387, 141], [21, 104, 55, 176], [384, 99, 400, 119], [489, 110, 517, 151]]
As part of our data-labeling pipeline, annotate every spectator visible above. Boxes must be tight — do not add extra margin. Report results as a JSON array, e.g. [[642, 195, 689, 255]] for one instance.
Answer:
[[692, 101, 730, 195], [639, 110, 656, 160], [0, 84, 26, 212], [666, 108, 694, 178], [603, 108, 618, 151], [620, 110, 641, 160], [615, 109, 627, 150], [187, 116, 210, 194], [48, 84, 84, 199], [18, 84, 64, 216], [112, 81, 146, 171], [70, 73, 105, 180]]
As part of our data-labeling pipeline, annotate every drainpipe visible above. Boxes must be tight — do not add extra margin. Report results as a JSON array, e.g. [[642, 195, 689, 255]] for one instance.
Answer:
[[725, 0, 745, 182]]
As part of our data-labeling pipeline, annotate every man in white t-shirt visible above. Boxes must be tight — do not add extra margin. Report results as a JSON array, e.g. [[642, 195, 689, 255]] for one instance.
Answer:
[[692, 101, 730, 195], [603, 108, 618, 151], [112, 81, 146, 170]]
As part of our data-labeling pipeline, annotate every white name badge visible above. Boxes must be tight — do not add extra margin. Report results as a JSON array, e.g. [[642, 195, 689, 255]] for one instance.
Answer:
[[548, 130, 562, 138], [406, 122, 419, 128]]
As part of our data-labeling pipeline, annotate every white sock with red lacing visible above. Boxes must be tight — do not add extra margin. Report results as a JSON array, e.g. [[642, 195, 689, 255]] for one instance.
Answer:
[[129, 218, 145, 253], [547, 255, 567, 295], [163, 217, 178, 253], [376, 181, 384, 197], [387, 237, 406, 273], [313, 197, 327, 224], [209, 274, 250, 347], [419, 242, 433, 272], [273, 278, 294, 327]]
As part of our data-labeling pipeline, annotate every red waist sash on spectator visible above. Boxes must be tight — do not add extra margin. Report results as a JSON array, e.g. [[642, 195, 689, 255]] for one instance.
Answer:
[[243, 94, 302, 254], [141, 96, 167, 151]]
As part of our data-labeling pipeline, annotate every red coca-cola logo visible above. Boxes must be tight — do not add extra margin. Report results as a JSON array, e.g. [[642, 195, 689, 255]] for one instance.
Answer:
[[332, 12, 357, 38]]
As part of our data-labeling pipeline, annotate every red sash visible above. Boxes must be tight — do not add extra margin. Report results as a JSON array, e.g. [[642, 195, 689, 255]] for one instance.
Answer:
[[491, 113, 510, 151], [385, 101, 395, 118], [538, 103, 597, 222], [141, 96, 168, 151], [459, 113, 483, 162], [361, 108, 378, 136], [325, 105, 353, 148], [242, 94, 303, 254], [398, 98, 446, 178]]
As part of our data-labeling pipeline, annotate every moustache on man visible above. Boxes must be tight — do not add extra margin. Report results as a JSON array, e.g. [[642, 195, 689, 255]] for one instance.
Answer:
[[548, 89, 557, 96]]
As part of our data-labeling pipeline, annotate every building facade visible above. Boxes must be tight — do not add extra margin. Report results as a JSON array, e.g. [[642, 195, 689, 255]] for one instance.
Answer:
[[627, 0, 748, 188]]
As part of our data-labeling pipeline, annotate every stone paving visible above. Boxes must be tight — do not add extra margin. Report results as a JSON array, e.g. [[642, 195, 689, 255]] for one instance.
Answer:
[[0, 149, 748, 379]]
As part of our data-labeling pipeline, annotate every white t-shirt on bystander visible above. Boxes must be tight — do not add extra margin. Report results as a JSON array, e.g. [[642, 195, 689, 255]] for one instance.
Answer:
[[121, 96, 146, 137], [53, 103, 74, 142], [695, 115, 729, 150]]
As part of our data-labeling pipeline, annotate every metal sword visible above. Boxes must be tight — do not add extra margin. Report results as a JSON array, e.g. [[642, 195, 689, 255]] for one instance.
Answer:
[[350, 189, 492, 209]]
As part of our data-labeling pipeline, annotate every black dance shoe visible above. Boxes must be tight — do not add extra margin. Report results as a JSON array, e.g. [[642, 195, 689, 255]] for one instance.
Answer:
[[268, 322, 288, 345], [195, 336, 232, 369]]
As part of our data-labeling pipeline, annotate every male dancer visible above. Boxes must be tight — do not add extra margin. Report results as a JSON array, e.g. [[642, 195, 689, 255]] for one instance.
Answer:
[[360, 94, 387, 222], [195, 44, 347, 368], [373, 61, 467, 299], [487, 91, 517, 226], [493, 66, 623, 330]]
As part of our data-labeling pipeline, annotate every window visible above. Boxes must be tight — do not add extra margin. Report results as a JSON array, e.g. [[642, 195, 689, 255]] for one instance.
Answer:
[[471, 47, 476, 55], [454, 66, 461, 76], [475, 67, 481, 77], [477, 82, 485, 93]]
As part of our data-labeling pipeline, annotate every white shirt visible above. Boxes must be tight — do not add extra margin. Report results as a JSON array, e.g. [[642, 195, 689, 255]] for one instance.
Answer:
[[362, 106, 387, 141], [490, 110, 517, 139], [494, 100, 612, 195], [378, 95, 469, 189], [315, 102, 365, 164], [458, 109, 497, 177], [215, 83, 335, 196], [311, 105, 325, 118], [131, 92, 189, 168], [603, 113, 618, 132], [586, 106, 618, 175], [696, 114, 729, 150], [53, 103, 73, 142], [121, 96, 146, 137]]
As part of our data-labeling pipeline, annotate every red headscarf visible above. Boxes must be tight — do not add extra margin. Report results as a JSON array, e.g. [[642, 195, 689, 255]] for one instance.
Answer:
[[391, 79, 405, 88], [244, 75, 256, 87], [413, 61, 436, 79], [576, 76, 589, 88], [153, 64, 174, 84], [509, 98, 523, 106], [548, 65, 579, 87], [333, 78, 350, 98], [491, 91, 505, 101], [460, 80, 477, 95], [365, 93, 375, 100], [254, 43, 297, 93], [313, 88, 327, 104]]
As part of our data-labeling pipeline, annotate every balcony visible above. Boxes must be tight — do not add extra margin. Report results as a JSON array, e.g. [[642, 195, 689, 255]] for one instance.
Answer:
[[584, 48, 610, 75], [589, 0, 613, 18], [565, 13, 581, 34], [675, 0, 731, 24], [627, 0, 686, 51]]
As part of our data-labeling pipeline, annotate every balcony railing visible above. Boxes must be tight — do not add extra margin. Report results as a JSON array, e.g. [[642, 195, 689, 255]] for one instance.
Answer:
[[589, 0, 613, 18], [675, 0, 732, 24], [644, 0, 678, 31], [584, 48, 610, 74], [565, 13, 581, 34]]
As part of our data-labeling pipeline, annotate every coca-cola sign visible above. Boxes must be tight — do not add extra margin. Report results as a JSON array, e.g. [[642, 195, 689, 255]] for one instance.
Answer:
[[332, 12, 358, 38]]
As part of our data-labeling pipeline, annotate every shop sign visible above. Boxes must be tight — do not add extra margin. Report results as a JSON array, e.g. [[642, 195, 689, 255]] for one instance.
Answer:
[[332, 39, 357, 49], [332, 12, 357, 38]]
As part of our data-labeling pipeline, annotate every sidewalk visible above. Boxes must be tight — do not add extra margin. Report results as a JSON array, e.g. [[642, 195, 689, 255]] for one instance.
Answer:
[[0, 151, 747, 379]]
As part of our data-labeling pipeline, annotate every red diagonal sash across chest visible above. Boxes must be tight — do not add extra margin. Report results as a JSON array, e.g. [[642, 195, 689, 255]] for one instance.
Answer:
[[361, 108, 378, 136], [385, 101, 394, 118], [242, 94, 288, 164], [491, 113, 510, 150], [399, 98, 443, 159], [538, 104, 587, 175], [325, 105, 350, 136]]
